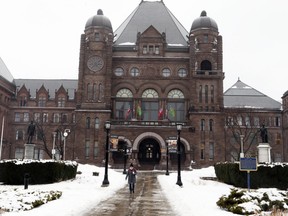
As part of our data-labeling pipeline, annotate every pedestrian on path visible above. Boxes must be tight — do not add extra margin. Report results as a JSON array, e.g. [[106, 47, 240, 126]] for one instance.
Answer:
[[125, 163, 137, 193]]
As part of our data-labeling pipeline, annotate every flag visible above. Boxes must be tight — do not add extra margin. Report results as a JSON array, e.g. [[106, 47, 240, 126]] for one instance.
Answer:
[[158, 107, 164, 119], [125, 108, 131, 119], [136, 104, 142, 117], [169, 106, 176, 118]]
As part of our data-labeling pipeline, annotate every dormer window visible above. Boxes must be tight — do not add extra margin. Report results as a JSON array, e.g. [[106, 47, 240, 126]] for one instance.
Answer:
[[203, 34, 208, 43], [149, 45, 153, 54], [155, 46, 159, 54], [38, 96, 46, 107], [95, 32, 100, 41], [143, 46, 147, 54]]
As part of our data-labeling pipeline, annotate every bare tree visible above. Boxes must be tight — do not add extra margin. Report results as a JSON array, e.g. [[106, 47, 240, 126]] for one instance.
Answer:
[[225, 108, 264, 160]]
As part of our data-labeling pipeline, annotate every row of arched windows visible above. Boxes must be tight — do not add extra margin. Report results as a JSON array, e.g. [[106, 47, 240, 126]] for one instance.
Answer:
[[86, 83, 104, 102]]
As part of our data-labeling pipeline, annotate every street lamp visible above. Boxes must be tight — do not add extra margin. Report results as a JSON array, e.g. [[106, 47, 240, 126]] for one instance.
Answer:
[[176, 123, 183, 186], [165, 140, 169, 175], [102, 121, 111, 186], [63, 129, 70, 160], [240, 134, 244, 159], [123, 142, 127, 174], [52, 132, 57, 160]]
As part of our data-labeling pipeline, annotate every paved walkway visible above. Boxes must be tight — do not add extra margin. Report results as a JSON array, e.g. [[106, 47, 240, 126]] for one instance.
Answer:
[[85, 172, 176, 216]]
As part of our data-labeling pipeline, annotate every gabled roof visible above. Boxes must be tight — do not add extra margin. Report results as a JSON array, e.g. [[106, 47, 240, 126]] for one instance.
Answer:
[[0, 57, 14, 83], [14, 79, 77, 99], [114, 1, 188, 47], [224, 79, 282, 110]]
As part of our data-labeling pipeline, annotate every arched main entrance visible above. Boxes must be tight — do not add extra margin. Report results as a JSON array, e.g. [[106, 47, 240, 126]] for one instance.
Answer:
[[138, 138, 161, 167]]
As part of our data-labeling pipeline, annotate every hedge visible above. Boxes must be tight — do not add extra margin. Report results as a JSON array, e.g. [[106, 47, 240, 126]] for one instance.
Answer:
[[214, 162, 288, 190], [0, 159, 78, 185]]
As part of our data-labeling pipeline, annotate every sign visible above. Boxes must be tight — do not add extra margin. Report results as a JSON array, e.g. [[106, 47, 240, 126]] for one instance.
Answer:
[[109, 135, 119, 152], [166, 137, 177, 153], [239, 157, 257, 171]]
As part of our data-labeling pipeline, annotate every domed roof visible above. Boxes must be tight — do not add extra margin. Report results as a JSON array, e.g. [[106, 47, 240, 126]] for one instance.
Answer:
[[85, 9, 112, 30], [191, 11, 218, 32]]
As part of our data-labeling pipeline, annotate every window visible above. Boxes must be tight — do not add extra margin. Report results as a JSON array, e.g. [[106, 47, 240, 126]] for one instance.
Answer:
[[94, 141, 99, 158], [143, 46, 147, 54], [142, 89, 159, 121], [19, 96, 27, 107], [209, 119, 213, 131], [95, 118, 100, 129], [87, 83, 93, 100], [58, 96, 65, 107], [167, 89, 185, 121], [199, 85, 202, 103], [95, 32, 100, 41], [200, 143, 205, 160], [130, 67, 140, 77], [205, 85, 208, 103], [275, 117, 281, 127], [72, 113, 76, 123], [209, 142, 214, 160], [61, 114, 68, 123], [53, 113, 60, 123], [93, 84, 97, 101], [16, 130, 24, 141], [24, 113, 30, 122], [43, 113, 48, 123], [162, 68, 171, 77], [210, 85, 214, 103], [203, 34, 208, 43], [116, 88, 133, 98], [86, 117, 90, 129], [116, 89, 133, 120], [149, 45, 153, 54], [254, 117, 260, 126], [201, 119, 205, 131], [14, 113, 21, 122], [178, 68, 187, 77], [155, 46, 159, 54], [34, 113, 41, 122], [38, 96, 46, 107], [15, 148, 24, 159], [200, 60, 212, 70], [114, 67, 124, 76], [85, 141, 90, 159]]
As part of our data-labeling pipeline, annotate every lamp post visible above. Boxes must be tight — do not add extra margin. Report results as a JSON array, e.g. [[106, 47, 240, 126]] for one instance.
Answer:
[[52, 132, 57, 160], [63, 129, 70, 160], [165, 141, 169, 175], [240, 134, 244, 159], [102, 121, 111, 186], [176, 123, 183, 186], [123, 143, 127, 174]]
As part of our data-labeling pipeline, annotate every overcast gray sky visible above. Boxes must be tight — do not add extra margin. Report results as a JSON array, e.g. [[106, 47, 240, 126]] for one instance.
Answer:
[[0, 0, 287, 101]]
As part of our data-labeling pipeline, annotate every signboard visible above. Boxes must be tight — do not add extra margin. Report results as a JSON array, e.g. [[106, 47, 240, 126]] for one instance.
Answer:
[[239, 157, 257, 171], [166, 137, 177, 153], [109, 135, 119, 152]]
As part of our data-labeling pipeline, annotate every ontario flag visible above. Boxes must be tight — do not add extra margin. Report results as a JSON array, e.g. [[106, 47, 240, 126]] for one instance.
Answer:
[[158, 107, 164, 120], [136, 103, 142, 117]]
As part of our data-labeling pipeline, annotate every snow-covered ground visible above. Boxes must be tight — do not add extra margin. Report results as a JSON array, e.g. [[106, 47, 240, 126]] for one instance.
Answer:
[[0, 163, 286, 215]]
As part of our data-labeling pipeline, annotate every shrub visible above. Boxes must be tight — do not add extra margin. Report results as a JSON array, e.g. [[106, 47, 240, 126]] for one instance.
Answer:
[[0, 160, 78, 185]]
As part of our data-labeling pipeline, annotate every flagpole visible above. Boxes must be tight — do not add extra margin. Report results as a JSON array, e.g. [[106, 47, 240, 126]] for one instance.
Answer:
[[0, 115, 5, 160]]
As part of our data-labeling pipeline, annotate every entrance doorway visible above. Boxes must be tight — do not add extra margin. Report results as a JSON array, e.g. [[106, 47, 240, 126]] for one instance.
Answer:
[[138, 138, 161, 167]]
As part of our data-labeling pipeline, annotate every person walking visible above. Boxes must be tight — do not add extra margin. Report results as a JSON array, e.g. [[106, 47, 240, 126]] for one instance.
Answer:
[[125, 163, 137, 193]]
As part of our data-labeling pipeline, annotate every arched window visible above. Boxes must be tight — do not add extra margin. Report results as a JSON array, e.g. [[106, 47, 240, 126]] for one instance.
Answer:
[[87, 83, 93, 100], [167, 89, 185, 121], [141, 89, 159, 121], [115, 88, 133, 120], [200, 60, 212, 70]]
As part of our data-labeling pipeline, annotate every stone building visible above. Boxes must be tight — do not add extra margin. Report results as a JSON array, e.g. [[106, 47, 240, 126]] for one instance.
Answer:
[[0, 1, 285, 169]]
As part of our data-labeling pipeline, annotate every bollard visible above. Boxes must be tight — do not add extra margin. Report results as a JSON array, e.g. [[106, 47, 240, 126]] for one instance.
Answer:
[[24, 173, 30, 189]]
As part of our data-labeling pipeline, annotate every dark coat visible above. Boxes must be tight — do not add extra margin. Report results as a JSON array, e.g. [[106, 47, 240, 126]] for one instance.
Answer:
[[126, 168, 137, 184]]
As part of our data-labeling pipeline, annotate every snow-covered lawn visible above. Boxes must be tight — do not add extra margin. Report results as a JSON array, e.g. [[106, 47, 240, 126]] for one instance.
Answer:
[[1, 163, 288, 215]]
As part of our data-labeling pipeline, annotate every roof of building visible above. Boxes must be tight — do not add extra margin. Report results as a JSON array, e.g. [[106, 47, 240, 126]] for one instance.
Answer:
[[190, 11, 218, 32], [85, 9, 112, 31], [224, 79, 282, 110], [114, 0, 188, 47], [14, 79, 78, 99], [0, 57, 14, 83]]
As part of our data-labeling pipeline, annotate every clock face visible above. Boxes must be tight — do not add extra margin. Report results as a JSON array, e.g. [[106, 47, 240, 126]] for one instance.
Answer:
[[87, 56, 104, 72]]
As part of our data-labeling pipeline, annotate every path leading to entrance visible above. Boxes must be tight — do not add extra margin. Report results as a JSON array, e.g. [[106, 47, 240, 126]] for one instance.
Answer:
[[85, 172, 176, 216]]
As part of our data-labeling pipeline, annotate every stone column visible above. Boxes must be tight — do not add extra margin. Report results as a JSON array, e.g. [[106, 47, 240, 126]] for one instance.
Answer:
[[24, 144, 35, 159], [257, 143, 272, 163]]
